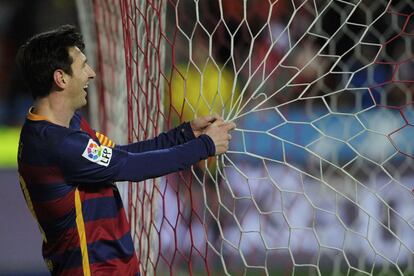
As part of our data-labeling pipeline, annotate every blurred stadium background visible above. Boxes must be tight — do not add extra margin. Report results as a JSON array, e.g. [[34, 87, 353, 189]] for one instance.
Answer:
[[0, 1, 78, 275]]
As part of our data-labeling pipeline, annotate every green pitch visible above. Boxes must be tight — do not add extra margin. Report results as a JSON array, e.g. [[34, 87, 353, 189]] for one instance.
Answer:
[[0, 127, 20, 168]]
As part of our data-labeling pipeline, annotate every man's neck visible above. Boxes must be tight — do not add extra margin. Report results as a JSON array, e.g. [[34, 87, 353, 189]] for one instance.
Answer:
[[33, 96, 75, 127]]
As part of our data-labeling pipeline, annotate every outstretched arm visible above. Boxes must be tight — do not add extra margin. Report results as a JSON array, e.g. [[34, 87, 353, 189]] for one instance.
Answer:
[[59, 118, 235, 184], [116, 122, 195, 153], [116, 135, 215, 182], [116, 115, 221, 153], [59, 131, 215, 184]]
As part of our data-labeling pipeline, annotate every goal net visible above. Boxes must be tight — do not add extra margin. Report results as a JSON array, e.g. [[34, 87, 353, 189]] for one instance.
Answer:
[[77, 0, 414, 275]]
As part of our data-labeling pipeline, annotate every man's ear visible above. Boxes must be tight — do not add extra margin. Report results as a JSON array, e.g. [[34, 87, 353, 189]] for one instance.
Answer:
[[53, 69, 68, 89]]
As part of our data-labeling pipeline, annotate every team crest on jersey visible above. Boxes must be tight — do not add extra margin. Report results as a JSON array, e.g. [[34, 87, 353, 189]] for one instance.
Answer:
[[82, 139, 112, 167]]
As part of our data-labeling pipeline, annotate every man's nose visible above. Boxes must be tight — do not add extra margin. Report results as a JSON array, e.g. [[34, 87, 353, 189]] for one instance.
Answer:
[[87, 64, 96, 78]]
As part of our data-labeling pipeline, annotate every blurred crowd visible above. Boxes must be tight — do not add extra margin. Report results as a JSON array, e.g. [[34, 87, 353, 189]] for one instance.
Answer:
[[170, 0, 412, 121], [0, 0, 78, 126]]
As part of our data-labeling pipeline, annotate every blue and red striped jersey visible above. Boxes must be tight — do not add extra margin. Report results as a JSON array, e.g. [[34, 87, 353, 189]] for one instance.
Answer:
[[17, 108, 215, 275]]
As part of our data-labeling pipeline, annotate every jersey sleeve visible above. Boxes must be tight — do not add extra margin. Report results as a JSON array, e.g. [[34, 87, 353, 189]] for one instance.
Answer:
[[58, 131, 215, 184], [116, 122, 195, 153], [116, 134, 215, 182], [58, 131, 128, 184]]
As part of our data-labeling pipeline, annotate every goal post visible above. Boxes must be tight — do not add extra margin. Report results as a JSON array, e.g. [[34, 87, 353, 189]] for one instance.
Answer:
[[77, 0, 414, 275]]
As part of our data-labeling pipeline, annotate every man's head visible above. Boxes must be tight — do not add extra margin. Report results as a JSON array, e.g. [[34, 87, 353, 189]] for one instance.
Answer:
[[17, 25, 95, 108]]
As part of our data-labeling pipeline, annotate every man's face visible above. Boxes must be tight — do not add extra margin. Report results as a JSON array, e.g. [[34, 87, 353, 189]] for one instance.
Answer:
[[66, 47, 96, 109]]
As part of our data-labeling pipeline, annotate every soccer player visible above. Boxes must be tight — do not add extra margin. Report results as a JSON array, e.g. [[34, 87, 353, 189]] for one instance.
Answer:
[[16, 25, 235, 276]]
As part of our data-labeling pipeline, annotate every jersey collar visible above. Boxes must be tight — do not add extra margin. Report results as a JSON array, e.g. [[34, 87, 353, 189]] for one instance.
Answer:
[[27, 107, 52, 122]]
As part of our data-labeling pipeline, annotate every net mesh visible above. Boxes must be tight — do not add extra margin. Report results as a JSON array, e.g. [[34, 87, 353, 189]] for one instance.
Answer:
[[77, 0, 414, 275]]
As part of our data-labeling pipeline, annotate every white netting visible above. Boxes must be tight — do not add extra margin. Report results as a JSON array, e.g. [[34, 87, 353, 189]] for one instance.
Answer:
[[78, 0, 414, 275]]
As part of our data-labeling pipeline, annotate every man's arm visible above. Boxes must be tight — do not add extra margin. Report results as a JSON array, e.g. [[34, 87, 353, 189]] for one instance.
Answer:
[[116, 135, 215, 182], [59, 131, 215, 184], [70, 111, 194, 152], [116, 122, 196, 153], [58, 119, 234, 184], [117, 115, 220, 153]]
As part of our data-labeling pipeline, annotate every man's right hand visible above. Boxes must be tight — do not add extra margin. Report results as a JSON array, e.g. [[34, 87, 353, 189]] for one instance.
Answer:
[[203, 119, 236, 155]]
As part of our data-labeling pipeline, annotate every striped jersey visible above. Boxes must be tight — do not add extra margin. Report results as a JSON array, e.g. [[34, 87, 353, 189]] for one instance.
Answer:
[[17, 108, 215, 275]]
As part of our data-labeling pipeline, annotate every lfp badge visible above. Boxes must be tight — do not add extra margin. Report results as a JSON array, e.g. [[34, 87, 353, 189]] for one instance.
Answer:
[[87, 142, 101, 160], [82, 139, 112, 167]]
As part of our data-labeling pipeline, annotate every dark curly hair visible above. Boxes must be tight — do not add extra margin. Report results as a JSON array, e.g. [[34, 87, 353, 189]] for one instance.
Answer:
[[16, 25, 85, 99]]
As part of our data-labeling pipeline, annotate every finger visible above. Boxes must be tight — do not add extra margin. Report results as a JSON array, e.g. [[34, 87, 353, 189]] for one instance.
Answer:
[[211, 113, 222, 121], [211, 118, 225, 127], [202, 115, 215, 123], [224, 143, 229, 152], [222, 122, 236, 130], [204, 114, 221, 123]]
